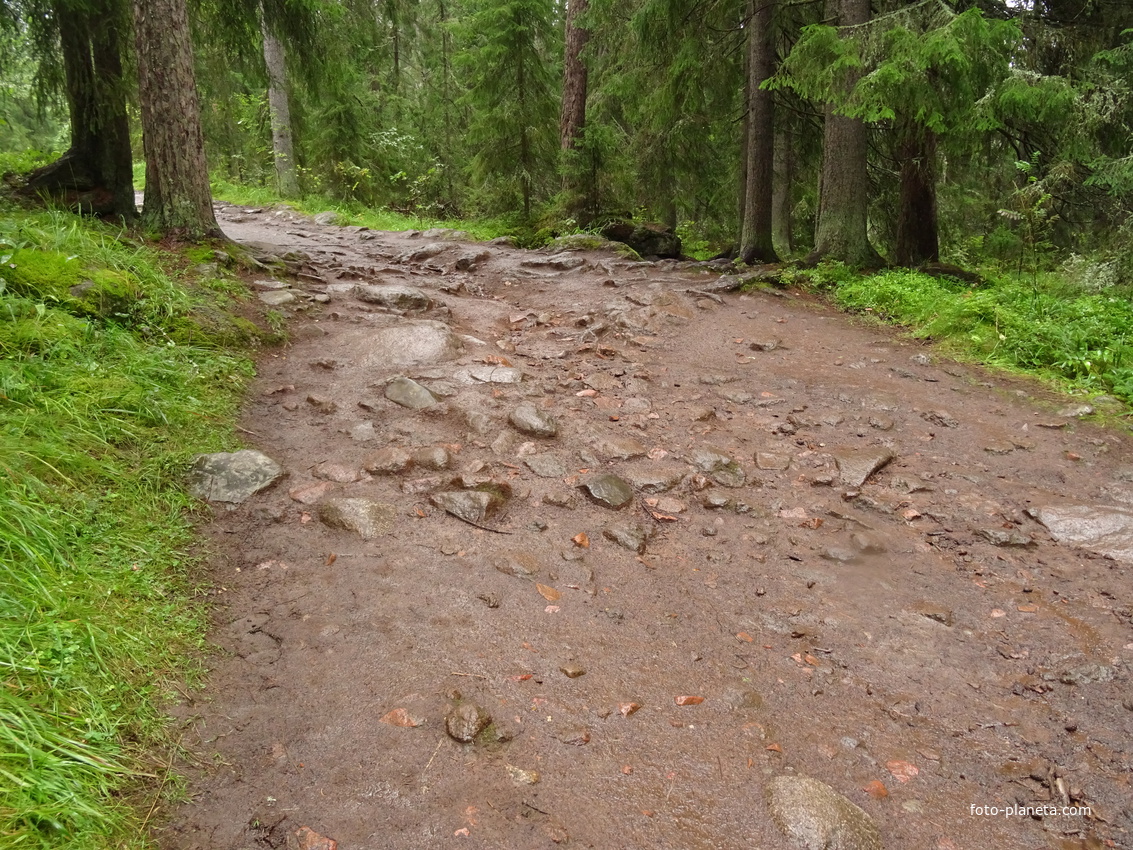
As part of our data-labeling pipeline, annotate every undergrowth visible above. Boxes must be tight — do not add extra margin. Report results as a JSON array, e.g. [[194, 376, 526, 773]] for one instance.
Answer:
[[792, 262, 1133, 406], [0, 205, 256, 848]]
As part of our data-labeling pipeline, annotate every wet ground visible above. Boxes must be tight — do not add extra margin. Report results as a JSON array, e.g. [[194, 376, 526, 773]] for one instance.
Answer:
[[160, 203, 1133, 850]]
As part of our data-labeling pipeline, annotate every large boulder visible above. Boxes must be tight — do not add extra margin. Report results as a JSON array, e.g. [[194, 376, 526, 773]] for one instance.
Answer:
[[600, 221, 682, 259]]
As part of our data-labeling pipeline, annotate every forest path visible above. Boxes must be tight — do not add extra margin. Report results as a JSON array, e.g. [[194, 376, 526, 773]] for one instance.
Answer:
[[162, 203, 1132, 850]]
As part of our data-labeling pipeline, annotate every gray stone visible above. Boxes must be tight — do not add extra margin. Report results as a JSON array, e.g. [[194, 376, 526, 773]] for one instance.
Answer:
[[1035, 504, 1133, 563], [591, 434, 647, 460], [452, 365, 525, 385], [767, 775, 882, 850], [355, 284, 434, 312], [509, 403, 558, 438], [494, 551, 541, 577], [363, 447, 413, 474], [187, 450, 284, 504], [756, 452, 791, 471], [385, 376, 439, 409], [543, 490, 577, 508], [454, 250, 491, 271], [581, 474, 635, 509], [412, 446, 451, 470], [703, 491, 731, 509], [689, 445, 746, 488], [830, 447, 895, 488], [521, 254, 586, 271], [1058, 663, 1116, 686], [258, 289, 296, 306], [350, 422, 377, 442], [312, 461, 361, 483], [975, 528, 1034, 547], [603, 523, 650, 553], [921, 409, 959, 428], [362, 321, 463, 368], [749, 339, 781, 352], [317, 498, 397, 539], [446, 702, 491, 743], [313, 211, 342, 226], [420, 228, 469, 241], [525, 454, 567, 478], [431, 490, 506, 524], [1057, 404, 1094, 418], [623, 464, 686, 494], [910, 353, 933, 366], [405, 242, 449, 262]]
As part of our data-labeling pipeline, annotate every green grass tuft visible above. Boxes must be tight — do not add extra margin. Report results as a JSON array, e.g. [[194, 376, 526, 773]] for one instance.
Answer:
[[0, 202, 256, 848]]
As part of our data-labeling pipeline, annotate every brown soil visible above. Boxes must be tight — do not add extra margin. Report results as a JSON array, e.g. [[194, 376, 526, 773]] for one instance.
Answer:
[[160, 204, 1133, 850]]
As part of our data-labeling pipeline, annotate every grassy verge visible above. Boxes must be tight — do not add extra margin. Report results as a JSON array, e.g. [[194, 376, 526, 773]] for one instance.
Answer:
[[789, 262, 1133, 408], [0, 205, 261, 848]]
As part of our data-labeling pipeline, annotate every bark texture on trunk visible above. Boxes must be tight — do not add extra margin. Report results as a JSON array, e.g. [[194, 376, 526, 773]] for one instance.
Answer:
[[262, 18, 300, 198], [808, 0, 882, 268], [772, 124, 793, 257], [25, 0, 135, 218], [894, 122, 939, 266], [739, 0, 778, 265], [560, 0, 590, 222], [132, 0, 219, 237]]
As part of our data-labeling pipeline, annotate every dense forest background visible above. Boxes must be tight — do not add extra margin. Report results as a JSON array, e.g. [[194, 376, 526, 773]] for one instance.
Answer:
[[2, 0, 1132, 274]]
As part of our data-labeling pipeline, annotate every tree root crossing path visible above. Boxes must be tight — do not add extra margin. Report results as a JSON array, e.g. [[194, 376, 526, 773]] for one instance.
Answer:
[[165, 203, 1133, 850]]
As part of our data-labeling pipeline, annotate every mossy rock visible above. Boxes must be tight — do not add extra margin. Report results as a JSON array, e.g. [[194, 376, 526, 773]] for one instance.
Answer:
[[69, 269, 142, 319], [168, 305, 265, 349], [1, 249, 82, 300], [548, 234, 642, 260]]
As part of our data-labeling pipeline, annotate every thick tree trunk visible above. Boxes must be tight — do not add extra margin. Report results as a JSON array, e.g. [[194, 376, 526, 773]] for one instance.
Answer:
[[808, 0, 882, 268], [739, 0, 778, 265], [132, 0, 219, 237], [261, 17, 300, 198], [894, 121, 939, 266], [772, 124, 793, 257], [25, 0, 135, 218], [560, 0, 590, 223]]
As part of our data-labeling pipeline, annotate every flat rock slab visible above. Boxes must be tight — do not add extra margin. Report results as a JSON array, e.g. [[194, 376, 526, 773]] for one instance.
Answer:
[[385, 376, 439, 409], [525, 454, 567, 478], [509, 403, 558, 438], [1035, 504, 1133, 563], [831, 447, 896, 488], [603, 523, 650, 553], [187, 450, 284, 504], [767, 775, 882, 850], [451, 365, 525, 385], [431, 490, 506, 524], [355, 284, 434, 312], [258, 290, 297, 306], [317, 498, 397, 539], [581, 474, 635, 509], [362, 321, 463, 368], [591, 434, 648, 460]]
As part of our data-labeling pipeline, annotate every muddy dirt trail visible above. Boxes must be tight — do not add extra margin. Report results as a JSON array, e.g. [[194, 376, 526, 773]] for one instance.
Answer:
[[161, 203, 1133, 850]]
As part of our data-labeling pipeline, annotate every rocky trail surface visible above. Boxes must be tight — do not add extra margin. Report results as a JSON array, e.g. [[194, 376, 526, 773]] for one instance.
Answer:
[[164, 203, 1133, 850]]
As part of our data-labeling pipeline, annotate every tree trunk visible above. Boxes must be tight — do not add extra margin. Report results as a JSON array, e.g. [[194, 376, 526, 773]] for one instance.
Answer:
[[261, 16, 300, 198], [739, 0, 778, 265], [132, 0, 220, 237], [25, 0, 135, 218], [894, 120, 939, 266], [560, 0, 590, 223], [808, 0, 882, 268], [772, 123, 793, 257]]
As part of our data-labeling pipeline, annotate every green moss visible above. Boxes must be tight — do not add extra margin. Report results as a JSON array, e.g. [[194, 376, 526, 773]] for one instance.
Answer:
[[1, 248, 81, 300], [167, 306, 265, 349]]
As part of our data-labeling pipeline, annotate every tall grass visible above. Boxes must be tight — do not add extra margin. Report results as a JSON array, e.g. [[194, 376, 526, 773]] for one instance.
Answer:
[[0, 205, 255, 848]]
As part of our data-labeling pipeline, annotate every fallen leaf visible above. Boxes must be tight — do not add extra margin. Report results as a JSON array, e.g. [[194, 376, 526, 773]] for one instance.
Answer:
[[454, 828, 470, 837], [803, 653, 821, 666], [618, 702, 641, 717], [536, 583, 562, 602], [886, 759, 920, 783], [300, 512, 312, 524], [990, 608, 1006, 618], [800, 517, 824, 529], [736, 632, 755, 643], [621, 765, 634, 775], [765, 743, 783, 753], [576, 388, 598, 397], [572, 532, 590, 548], [508, 673, 533, 682], [379, 708, 419, 728], [479, 354, 514, 367], [544, 605, 560, 613], [649, 511, 679, 522], [293, 826, 338, 850], [325, 553, 337, 566], [414, 506, 427, 517], [790, 652, 804, 664], [674, 695, 704, 706], [1017, 603, 1039, 613], [863, 780, 889, 799], [641, 810, 655, 818], [901, 508, 922, 520]]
